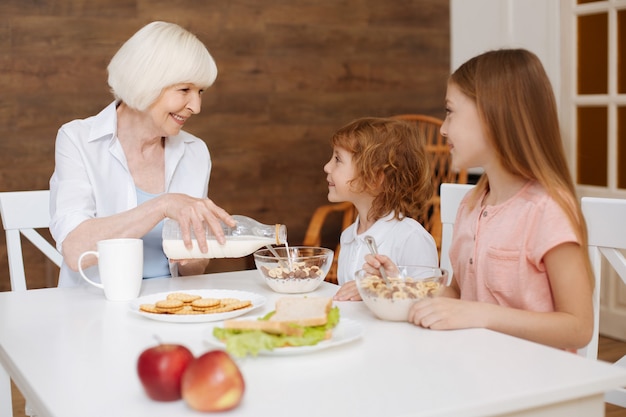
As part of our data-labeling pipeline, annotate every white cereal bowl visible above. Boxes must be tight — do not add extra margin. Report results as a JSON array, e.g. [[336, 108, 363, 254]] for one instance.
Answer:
[[355, 265, 447, 321], [253, 246, 334, 294]]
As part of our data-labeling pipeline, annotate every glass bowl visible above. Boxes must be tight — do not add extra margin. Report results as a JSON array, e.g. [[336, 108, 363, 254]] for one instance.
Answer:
[[355, 265, 447, 321], [253, 246, 334, 293]]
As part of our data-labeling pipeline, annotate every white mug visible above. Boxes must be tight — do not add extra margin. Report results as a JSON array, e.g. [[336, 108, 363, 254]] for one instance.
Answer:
[[78, 238, 144, 301]]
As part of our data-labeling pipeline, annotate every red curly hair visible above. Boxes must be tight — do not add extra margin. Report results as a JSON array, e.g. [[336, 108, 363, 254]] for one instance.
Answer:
[[331, 117, 432, 223]]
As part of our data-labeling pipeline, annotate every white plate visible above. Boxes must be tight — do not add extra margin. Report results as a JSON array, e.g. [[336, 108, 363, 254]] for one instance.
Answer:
[[128, 289, 266, 323], [204, 317, 364, 355]]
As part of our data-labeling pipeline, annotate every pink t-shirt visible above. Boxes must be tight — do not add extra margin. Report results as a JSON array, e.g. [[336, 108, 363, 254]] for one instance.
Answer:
[[449, 181, 579, 312]]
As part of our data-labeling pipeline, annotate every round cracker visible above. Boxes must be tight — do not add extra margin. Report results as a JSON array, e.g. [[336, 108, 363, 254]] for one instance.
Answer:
[[166, 292, 202, 304], [205, 300, 252, 314], [191, 298, 221, 309], [139, 304, 160, 314], [155, 299, 184, 313]]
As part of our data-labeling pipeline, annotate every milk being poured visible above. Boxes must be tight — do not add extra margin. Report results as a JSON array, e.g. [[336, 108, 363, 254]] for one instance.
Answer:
[[162, 236, 276, 259], [161, 215, 287, 259]]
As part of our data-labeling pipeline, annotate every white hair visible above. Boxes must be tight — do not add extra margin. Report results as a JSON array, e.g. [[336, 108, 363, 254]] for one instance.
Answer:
[[107, 21, 218, 111]]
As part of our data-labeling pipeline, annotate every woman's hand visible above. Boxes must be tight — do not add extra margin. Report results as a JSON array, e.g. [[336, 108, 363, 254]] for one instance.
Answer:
[[162, 194, 235, 253]]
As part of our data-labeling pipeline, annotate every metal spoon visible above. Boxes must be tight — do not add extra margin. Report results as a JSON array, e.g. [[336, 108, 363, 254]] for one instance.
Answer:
[[265, 245, 291, 270], [364, 235, 391, 287]]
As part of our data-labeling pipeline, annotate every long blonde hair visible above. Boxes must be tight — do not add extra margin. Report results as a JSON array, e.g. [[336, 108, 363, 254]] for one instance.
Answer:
[[451, 49, 591, 277]]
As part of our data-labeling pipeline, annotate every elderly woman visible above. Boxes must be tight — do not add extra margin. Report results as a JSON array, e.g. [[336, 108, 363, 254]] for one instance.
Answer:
[[50, 21, 234, 287]]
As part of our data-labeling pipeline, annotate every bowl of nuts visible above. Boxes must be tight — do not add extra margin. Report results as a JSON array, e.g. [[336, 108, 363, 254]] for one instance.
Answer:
[[253, 246, 334, 293], [355, 265, 447, 321]]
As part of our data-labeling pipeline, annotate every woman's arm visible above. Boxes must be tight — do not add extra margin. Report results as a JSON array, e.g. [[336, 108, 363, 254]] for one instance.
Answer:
[[176, 259, 211, 276], [408, 242, 594, 350], [62, 193, 234, 271]]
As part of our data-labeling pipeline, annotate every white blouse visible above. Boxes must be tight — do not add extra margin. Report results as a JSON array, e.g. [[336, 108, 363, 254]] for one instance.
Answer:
[[49, 101, 211, 287]]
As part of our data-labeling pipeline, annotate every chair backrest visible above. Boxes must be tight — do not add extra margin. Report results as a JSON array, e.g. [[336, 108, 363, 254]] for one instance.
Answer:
[[303, 201, 356, 284], [391, 114, 468, 253], [580, 197, 626, 361], [439, 183, 474, 281], [0, 190, 62, 291]]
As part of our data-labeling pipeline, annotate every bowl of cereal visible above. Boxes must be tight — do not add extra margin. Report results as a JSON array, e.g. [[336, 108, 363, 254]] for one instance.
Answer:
[[355, 265, 447, 321], [254, 246, 335, 294], [253, 246, 334, 293]]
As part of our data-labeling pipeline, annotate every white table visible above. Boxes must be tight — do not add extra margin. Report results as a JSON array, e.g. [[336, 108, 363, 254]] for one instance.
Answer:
[[1, 270, 626, 417]]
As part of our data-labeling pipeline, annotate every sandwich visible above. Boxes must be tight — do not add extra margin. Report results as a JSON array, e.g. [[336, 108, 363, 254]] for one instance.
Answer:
[[213, 296, 340, 357]]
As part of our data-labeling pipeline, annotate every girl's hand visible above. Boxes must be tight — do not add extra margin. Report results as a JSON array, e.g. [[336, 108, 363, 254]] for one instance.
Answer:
[[162, 194, 235, 253], [408, 297, 491, 329], [333, 281, 362, 301], [362, 254, 400, 277]]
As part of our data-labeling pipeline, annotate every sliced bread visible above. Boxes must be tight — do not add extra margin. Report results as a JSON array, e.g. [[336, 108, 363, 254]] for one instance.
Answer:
[[269, 296, 332, 327], [223, 296, 333, 336], [223, 319, 304, 336]]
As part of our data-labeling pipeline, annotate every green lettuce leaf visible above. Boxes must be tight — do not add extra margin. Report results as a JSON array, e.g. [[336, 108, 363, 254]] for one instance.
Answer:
[[213, 307, 340, 357]]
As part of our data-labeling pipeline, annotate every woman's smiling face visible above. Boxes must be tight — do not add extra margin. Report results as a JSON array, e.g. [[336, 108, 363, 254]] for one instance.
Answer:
[[148, 83, 204, 137]]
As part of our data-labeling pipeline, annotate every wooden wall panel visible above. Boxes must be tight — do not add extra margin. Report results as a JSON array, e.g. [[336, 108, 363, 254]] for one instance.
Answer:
[[0, 0, 450, 290]]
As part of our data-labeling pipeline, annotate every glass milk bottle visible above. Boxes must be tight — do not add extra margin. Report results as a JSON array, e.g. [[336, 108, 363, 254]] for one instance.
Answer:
[[162, 215, 287, 259]]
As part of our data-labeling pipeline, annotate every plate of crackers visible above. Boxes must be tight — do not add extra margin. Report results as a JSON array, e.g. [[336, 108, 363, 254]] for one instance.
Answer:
[[129, 289, 267, 323]]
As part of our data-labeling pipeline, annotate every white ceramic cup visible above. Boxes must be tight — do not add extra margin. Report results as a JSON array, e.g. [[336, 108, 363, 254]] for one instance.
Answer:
[[78, 238, 144, 301]]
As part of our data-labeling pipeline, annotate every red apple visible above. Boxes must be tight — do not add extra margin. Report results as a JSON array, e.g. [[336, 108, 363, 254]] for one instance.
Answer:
[[137, 343, 194, 401], [181, 350, 245, 411]]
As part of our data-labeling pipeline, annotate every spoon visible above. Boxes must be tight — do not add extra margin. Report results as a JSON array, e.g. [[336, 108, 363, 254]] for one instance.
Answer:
[[265, 245, 291, 270], [363, 235, 391, 287]]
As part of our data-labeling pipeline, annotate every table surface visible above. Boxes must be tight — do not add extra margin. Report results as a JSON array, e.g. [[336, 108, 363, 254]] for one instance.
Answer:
[[1, 270, 626, 417]]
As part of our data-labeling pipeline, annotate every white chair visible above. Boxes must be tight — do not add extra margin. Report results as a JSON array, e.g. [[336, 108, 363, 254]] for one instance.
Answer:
[[439, 183, 474, 282], [0, 190, 62, 292], [0, 190, 62, 417], [581, 196, 626, 405], [440, 184, 600, 360]]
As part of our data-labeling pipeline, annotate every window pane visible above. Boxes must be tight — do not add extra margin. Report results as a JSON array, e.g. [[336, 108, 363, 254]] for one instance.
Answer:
[[617, 10, 626, 94], [578, 13, 608, 94], [619, 107, 626, 188], [577, 106, 608, 186]]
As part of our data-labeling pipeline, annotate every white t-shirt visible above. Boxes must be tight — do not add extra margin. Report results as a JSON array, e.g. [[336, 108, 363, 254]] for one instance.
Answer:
[[336, 211, 439, 285], [49, 101, 211, 287]]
